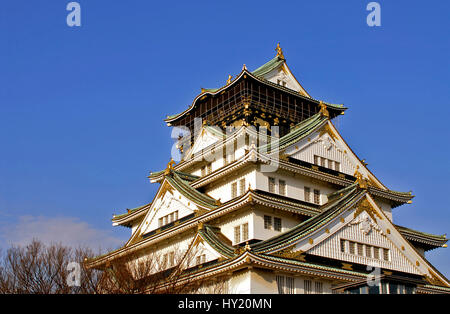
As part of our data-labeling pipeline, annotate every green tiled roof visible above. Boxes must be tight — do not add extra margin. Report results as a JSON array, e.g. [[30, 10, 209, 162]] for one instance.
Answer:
[[251, 183, 363, 253], [166, 171, 218, 209], [113, 203, 150, 220], [252, 56, 285, 77], [199, 225, 235, 258], [258, 112, 328, 153]]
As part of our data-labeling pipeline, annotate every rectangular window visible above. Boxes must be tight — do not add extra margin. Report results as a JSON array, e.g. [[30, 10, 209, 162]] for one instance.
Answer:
[[335, 161, 341, 172], [274, 217, 282, 232], [279, 180, 286, 196], [201, 166, 206, 176], [383, 248, 390, 261], [239, 178, 246, 196], [242, 223, 249, 242], [276, 275, 285, 294], [264, 215, 272, 230], [207, 163, 212, 174], [174, 210, 178, 221], [158, 217, 163, 228], [234, 226, 240, 244], [357, 243, 364, 256], [340, 239, 346, 253], [365, 245, 372, 258], [313, 189, 320, 205], [373, 247, 380, 259], [304, 187, 311, 202], [231, 182, 238, 198], [286, 277, 295, 294], [327, 159, 334, 169], [268, 177, 276, 193], [314, 155, 319, 165], [315, 282, 323, 294], [349, 241, 356, 254], [320, 157, 326, 167], [304, 280, 312, 294]]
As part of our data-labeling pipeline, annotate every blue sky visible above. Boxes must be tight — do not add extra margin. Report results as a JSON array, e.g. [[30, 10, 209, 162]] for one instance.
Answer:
[[1, 1, 449, 276]]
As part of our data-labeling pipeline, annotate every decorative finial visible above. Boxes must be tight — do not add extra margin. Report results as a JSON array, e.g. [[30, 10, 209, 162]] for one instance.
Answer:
[[242, 64, 247, 71], [226, 75, 232, 85], [201, 88, 206, 93], [353, 169, 367, 189], [276, 43, 284, 59], [164, 158, 176, 175], [319, 101, 330, 117]]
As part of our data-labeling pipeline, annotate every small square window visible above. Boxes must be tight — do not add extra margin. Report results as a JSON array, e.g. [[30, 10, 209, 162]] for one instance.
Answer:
[[268, 177, 276, 193], [264, 215, 272, 230]]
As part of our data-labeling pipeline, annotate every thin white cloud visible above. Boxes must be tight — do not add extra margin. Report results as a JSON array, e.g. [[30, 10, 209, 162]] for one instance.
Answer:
[[0, 215, 125, 251]]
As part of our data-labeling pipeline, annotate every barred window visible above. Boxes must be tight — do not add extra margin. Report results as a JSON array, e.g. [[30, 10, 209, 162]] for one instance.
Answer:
[[327, 159, 334, 169], [174, 210, 178, 221], [313, 189, 320, 205], [207, 163, 212, 174], [234, 226, 240, 244], [320, 157, 326, 167], [269, 177, 276, 193], [242, 223, 249, 242], [373, 247, 380, 259], [158, 217, 163, 228], [264, 215, 272, 230], [276, 276, 294, 294], [274, 217, 282, 232], [383, 248, 390, 261], [231, 182, 238, 198], [201, 166, 206, 176], [340, 239, 346, 253], [304, 280, 312, 294], [349, 241, 356, 254], [335, 161, 341, 172], [365, 245, 372, 258], [239, 178, 246, 196], [304, 187, 311, 202], [314, 155, 319, 165], [357, 243, 364, 256], [315, 282, 323, 294], [279, 180, 286, 196]]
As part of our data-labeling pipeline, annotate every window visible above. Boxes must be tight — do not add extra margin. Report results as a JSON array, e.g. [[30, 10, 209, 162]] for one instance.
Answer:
[[239, 178, 246, 195], [383, 248, 390, 261], [196, 254, 206, 265], [231, 182, 237, 198], [264, 215, 272, 230], [159, 210, 179, 228], [313, 189, 320, 205], [357, 243, 364, 256], [304, 280, 312, 294], [344, 240, 389, 262], [234, 226, 240, 244], [334, 161, 340, 172], [201, 166, 206, 176], [169, 251, 175, 267], [304, 187, 311, 202], [328, 160, 334, 169], [242, 223, 249, 242], [320, 158, 326, 167], [234, 223, 249, 244], [268, 177, 276, 193], [276, 276, 294, 294], [365, 245, 372, 258], [314, 155, 319, 165], [374, 247, 380, 259], [315, 282, 323, 294], [340, 239, 346, 253], [274, 217, 282, 232], [207, 163, 212, 174], [279, 180, 286, 196]]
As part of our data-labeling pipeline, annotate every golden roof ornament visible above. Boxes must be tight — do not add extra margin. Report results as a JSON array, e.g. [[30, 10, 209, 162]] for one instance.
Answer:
[[276, 43, 284, 59], [242, 64, 247, 71], [354, 167, 368, 189], [226, 75, 233, 85], [164, 158, 176, 175], [319, 101, 330, 117]]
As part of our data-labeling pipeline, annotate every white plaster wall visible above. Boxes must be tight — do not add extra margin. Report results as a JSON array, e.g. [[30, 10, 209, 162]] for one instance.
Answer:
[[205, 169, 256, 203]]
